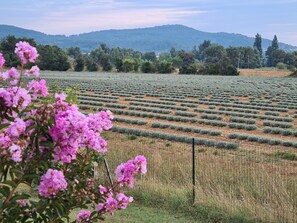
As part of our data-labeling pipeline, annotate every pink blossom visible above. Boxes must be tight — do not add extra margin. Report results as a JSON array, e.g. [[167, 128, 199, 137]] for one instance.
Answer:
[[99, 185, 108, 195], [0, 133, 11, 148], [116, 193, 133, 209], [0, 67, 20, 81], [96, 203, 104, 212], [15, 41, 38, 64], [134, 155, 147, 174], [25, 65, 40, 77], [0, 87, 31, 110], [76, 210, 91, 222], [105, 197, 118, 215], [5, 118, 26, 138], [9, 144, 22, 162], [115, 156, 147, 188], [54, 93, 66, 101], [18, 200, 27, 207], [38, 169, 67, 198], [0, 52, 5, 69], [27, 79, 49, 99]]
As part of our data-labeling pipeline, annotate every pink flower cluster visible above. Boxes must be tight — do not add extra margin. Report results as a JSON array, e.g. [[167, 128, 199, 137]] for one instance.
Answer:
[[27, 79, 49, 99], [37, 169, 68, 198], [14, 41, 38, 64], [115, 155, 147, 188], [76, 210, 91, 222], [0, 87, 31, 110], [0, 118, 29, 162], [49, 94, 113, 163], [0, 67, 20, 85], [25, 65, 40, 77], [96, 185, 133, 216]]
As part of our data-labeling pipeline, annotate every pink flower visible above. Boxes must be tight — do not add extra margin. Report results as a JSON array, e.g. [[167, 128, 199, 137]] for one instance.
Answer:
[[99, 185, 108, 195], [9, 144, 22, 162], [54, 93, 66, 101], [134, 155, 147, 174], [0, 133, 11, 148], [105, 197, 118, 215], [96, 203, 104, 212], [0, 87, 31, 110], [76, 210, 91, 222], [25, 65, 40, 77], [0, 52, 5, 69], [5, 118, 26, 138], [116, 193, 133, 209], [38, 169, 68, 198], [115, 155, 147, 188], [0, 67, 20, 81], [15, 41, 38, 64], [18, 200, 27, 207], [27, 79, 48, 99]]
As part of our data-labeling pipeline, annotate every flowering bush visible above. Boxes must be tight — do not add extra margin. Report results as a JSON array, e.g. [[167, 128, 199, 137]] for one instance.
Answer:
[[0, 42, 146, 222]]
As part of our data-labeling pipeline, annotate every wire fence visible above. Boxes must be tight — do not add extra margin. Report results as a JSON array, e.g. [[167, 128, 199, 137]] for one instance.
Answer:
[[103, 133, 297, 223]]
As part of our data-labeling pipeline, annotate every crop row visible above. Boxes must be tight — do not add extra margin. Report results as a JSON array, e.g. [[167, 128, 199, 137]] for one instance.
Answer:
[[201, 114, 223, 120], [228, 133, 297, 148], [151, 122, 222, 136], [263, 121, 293, 129], [263, 127, 297, 137], [129, 106, 172, 114], [129, 101, 187, 111], [194, 108, 294, 122], [77, 96, 118, 103], [112, 126, 239, 149], [229, 117, 256, 124], [113, 117, 148, 125], [125, 98, 176, 105]]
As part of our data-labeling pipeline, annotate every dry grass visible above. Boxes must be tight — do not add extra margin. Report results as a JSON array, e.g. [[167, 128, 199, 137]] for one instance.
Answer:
[[239, 68, 292, 77], [104, 131, 297, 223]]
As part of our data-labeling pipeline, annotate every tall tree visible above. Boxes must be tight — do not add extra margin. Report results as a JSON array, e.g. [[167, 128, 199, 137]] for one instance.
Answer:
[[271, 35, 279, 51], [253, 33, 263, 58], [265, 35, 279, 67]]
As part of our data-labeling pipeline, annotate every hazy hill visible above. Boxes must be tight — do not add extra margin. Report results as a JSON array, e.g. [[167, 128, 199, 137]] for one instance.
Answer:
[[0, 24, 296, 52]]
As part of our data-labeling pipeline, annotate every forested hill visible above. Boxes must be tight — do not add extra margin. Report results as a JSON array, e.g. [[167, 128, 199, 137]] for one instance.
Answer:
[[1, 24, 296, 52]]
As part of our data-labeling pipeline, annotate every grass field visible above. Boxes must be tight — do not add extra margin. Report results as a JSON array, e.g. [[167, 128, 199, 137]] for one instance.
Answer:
[[35, 71, 297, 222], [239, 68, 292, 77]]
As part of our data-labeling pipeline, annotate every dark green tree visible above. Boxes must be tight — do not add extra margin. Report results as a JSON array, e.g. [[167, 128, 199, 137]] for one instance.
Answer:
[[156, 61, 174, 74], [266, 35, 279, 67], [197, 40, 211, 60], [143, 52, 157, 62], [74, 56, 85, 71], [37, 45, 70, 71], [253, 33, 263, 58], [141, 61, 156, 73]]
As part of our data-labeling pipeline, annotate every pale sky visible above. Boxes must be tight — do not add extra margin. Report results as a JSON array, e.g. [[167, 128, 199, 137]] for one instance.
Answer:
[[1, 0, 297, 45]]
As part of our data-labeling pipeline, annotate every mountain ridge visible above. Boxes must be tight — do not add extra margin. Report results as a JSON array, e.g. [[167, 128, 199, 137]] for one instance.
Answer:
[[0, 24, 296, 53]]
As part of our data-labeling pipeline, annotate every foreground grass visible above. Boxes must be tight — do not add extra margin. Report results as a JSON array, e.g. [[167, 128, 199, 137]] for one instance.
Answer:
[[104, 132, 297, 223], [105, 203, 197, 223]]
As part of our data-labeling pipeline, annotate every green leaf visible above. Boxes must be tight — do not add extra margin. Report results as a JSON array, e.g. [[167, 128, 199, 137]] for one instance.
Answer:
[[25, 125, 36, 133], [2, 180, 17, 188], [0, 123, 10, 130], [40, 140, 54, 148], [11, 194, 31, 202], [0, 186, 10, 197]]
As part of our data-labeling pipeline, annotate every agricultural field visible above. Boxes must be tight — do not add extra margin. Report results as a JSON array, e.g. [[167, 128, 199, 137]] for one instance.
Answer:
[[39, 71, 297, 222], [41, 71, 297, 152]]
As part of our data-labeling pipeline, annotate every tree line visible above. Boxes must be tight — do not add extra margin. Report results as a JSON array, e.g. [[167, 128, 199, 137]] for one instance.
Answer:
[[1, 34, 296, 75]]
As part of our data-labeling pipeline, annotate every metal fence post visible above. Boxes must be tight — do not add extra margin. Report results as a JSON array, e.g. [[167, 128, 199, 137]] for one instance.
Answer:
[[192, 138, 196, 205]]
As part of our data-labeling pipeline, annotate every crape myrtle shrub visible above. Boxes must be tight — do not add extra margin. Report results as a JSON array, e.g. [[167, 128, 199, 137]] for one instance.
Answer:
[[0, 43, 146, 223]]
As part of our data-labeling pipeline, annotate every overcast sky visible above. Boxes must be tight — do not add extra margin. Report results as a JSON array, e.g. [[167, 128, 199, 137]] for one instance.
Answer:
[[1, 0, 297, 45]]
